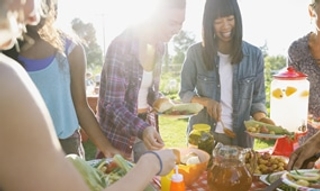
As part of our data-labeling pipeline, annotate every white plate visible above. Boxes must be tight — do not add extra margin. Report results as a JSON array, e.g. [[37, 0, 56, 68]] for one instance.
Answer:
[[260, 171, 285, 191], [244, 120, 294, 139], [159, 103, 204, 119], [246, 131, 286, 139], [281, 169, 320, 191], [159, 114, 195, 119]]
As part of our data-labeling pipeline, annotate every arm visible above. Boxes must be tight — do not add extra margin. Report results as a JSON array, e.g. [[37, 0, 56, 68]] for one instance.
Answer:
[[0, 60, 175, 191], [179, 45, 199, 103], [68, 42, 122, 157], [288, 131, 320, 169], [107, 150, 175, 191], [179, 45, 221, 121], [0, 61, 90, 191], [250, 50, 271, 123]]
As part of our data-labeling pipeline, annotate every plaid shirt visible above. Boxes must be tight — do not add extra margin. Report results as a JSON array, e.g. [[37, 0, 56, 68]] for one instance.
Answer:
[[97, 28, 164, 157]]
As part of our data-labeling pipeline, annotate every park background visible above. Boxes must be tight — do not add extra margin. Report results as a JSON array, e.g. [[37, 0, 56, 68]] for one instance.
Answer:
[[53, 0, 311, 159]]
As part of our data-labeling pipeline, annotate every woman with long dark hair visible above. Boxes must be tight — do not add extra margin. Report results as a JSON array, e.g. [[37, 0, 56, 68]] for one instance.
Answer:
[[179, 0, 275, 148]]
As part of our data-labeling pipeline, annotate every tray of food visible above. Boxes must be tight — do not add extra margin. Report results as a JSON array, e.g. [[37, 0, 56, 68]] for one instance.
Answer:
[[281, 169, 320, 190], [244, 120, 294, 139], [245, 151, 289, 176], [86, 155, 157, 191], [152, 98, 204, 119], [245, 151, 288, 176]]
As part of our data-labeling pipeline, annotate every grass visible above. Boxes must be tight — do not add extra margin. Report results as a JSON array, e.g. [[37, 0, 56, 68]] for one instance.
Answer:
[[83, 116, 274, 160]]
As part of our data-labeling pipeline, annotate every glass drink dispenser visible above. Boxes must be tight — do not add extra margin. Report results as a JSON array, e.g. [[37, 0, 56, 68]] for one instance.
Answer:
[[270, 67, 309, 132]]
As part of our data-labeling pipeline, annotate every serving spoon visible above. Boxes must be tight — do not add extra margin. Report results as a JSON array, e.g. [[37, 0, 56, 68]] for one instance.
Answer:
[[221, 120, 236, 138]]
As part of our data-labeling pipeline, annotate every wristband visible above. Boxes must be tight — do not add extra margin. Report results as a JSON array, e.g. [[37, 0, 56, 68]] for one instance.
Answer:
[[144, 151, 163, 176]]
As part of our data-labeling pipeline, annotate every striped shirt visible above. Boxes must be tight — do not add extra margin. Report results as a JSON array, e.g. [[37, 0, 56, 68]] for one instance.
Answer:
[[97, 28, 164, 157]]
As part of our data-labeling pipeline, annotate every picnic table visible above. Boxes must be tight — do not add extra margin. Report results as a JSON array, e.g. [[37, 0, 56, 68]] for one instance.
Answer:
[[153, 171, 268, 191]]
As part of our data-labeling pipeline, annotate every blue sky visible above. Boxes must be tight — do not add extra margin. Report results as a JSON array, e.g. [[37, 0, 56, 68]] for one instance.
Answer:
[[57, 0, 312, 56]]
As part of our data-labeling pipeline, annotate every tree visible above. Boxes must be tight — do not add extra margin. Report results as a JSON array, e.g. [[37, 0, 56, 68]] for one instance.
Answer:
[[162, 30, 196, 74], [264, 55, 287, 111], [71, 18, 103, 74], [171, 30, 196, 64]]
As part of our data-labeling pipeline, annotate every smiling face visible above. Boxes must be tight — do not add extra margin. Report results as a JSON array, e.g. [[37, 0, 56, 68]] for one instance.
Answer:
[[154, 8, 186, 43], [0, 0, 40, 50], [213, 15, 235, 43]]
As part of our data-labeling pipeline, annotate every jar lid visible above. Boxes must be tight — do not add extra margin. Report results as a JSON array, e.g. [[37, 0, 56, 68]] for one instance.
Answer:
[[193, 124, 210, 131], [273, 67, 307, 80]]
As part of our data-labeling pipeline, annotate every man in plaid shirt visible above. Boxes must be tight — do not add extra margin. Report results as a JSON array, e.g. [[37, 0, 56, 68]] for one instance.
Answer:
[[96, 0, 186, 161]]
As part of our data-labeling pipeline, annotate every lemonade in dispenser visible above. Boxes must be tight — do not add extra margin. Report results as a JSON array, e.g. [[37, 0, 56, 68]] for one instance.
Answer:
[[270, 67, 309, 132]]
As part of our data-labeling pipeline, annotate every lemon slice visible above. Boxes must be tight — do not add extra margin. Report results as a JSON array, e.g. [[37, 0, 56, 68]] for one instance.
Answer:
[[300, 90, 309, 97], [285, 86, 297, 97], [272, 88, 283, 99]]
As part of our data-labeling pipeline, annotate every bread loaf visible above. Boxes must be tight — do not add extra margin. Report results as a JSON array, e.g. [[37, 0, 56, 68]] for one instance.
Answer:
[[152, 97, 174, 113]]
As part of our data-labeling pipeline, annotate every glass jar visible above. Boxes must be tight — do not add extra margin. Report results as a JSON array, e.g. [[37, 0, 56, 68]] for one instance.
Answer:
[[207, 143, 255, 191], [188, 124, 214, 155], [270, 67, 309, 132]]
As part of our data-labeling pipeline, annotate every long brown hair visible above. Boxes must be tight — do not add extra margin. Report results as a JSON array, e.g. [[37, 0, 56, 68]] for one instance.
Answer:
[[202, 0, 243, 70]]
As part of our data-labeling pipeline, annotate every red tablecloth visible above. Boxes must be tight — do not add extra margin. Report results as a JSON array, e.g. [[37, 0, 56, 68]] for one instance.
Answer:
[[153, 171, 267, 191]]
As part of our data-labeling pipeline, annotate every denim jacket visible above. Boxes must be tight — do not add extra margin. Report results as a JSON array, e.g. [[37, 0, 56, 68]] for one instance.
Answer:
[[179, 41, 267, 148]]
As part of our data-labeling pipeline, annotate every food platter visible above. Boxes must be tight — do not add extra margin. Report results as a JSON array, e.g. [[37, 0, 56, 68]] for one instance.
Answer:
[[281, 169, 320, 190], [86, 157, 157, 191], [244, 120, 294, 139], [253, 154, 289, 176], [245, 131, 287, 139], [245, 151, 288, 176]]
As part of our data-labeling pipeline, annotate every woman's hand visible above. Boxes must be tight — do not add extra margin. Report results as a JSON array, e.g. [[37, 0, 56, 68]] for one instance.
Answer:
[[205, 98, 221, 121], [259, 117, 276, 125]]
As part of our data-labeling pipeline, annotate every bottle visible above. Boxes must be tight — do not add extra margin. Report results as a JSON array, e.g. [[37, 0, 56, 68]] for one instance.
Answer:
[[169, 165, 185, 191], [188, 124, 214, 155], [160, 170, 174, 191]]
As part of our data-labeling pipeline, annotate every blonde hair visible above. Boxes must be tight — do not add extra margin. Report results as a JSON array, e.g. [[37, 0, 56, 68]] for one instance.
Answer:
[[37, 0, 63, 52]]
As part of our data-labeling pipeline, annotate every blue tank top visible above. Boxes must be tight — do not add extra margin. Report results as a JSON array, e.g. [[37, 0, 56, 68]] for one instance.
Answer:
[[19, 43, 79, 139]]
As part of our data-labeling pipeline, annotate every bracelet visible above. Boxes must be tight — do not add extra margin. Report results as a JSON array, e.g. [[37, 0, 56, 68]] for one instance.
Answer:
[[144, 151, 163, 176]]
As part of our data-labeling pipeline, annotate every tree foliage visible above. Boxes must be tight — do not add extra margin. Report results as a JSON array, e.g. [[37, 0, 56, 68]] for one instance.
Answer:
[[71, 18, 103, 74], [171, 30, 196, 64], [263, 54, 287, 111]]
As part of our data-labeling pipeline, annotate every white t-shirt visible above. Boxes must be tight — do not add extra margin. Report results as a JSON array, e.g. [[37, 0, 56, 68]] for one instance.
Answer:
[[138, 70, 153, 109], [215, 52, 233, 134]]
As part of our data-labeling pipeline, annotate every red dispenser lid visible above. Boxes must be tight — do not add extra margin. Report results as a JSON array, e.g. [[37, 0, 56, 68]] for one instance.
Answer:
[[273, 67, 307, 80]]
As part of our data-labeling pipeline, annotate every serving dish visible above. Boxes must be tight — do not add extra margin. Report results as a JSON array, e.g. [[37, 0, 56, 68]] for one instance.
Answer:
[[244, 120, 294, 139], [159, 103, 204, 119], [252, 154, 288, 176], [281, 169, 320, 191], [246, 131, 287, 139]]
